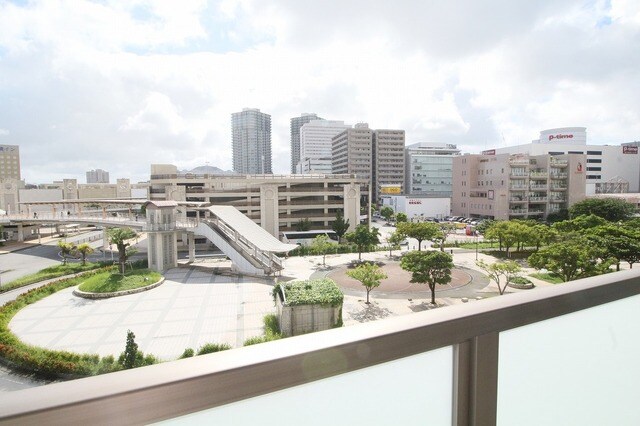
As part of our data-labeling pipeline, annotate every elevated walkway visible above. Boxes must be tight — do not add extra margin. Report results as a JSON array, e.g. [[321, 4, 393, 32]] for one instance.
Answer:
[[194, 206, 297, 276]]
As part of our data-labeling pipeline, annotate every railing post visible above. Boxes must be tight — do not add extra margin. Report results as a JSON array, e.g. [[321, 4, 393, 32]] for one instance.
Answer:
[[453, 332, 499, 426]]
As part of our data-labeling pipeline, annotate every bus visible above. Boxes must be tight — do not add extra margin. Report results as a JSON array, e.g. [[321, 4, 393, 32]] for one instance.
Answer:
[[282, 230, 339, 246]]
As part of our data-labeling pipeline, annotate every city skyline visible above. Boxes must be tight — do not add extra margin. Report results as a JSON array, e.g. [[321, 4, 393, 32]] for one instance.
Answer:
[[1, 1, 639, 184]]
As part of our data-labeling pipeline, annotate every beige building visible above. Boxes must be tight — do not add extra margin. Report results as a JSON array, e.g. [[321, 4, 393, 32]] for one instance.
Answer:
[[1, 178, 148, 214], [332, 123, 405, 204], [0, 145, 20, 180], [149, 164, 364, 238], [452, 153, 586, 220], [373, 129, 405, 203]]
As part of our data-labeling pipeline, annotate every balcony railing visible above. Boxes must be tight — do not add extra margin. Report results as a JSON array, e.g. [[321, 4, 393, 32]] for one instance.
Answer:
[[528, 196, 548, 202], [529, 172, 548, 178], [549, 173, 568, 179], [509, 185, 527, 190], [509, 209, 527, 214], [529, 184, 547, 190], [1, 271, 638, 425]]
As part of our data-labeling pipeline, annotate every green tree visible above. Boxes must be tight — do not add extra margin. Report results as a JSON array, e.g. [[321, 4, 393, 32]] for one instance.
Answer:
[[57, 241, 76, 265], [475, 219, 494, 235], [386, 230, 406, 257], [310, 234, 334, 266], [332, 210, 350, 243], [528, 238, 613, 282], [380, 206, 395, 223], [108, 227, 138, 274], [433, 223, 457, 252], [400, 251, 453, 305], [569, 198, 636, 222], [587, 225, 640, 270], [484, 220, 524, 257], [346, 262, 388, 304], [552, 214, 608, 234], [295, 218, 312, 232], [345, 225, 380, 261], [476, 260, 522, 295], [397, 222, 440, 251], [120, 330, 139, 369], [396, 212, 408, 223], [75, 243, 94, 266]]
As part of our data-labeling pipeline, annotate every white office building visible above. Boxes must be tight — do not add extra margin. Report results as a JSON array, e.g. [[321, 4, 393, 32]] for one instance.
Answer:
[[298, 120, 351, 174], [405, 142, 460, 197], [490, 127, 640, 195]]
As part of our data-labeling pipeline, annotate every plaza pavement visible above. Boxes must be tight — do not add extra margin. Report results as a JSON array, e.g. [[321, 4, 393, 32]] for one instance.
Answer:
[[8, 241, 556, 363]]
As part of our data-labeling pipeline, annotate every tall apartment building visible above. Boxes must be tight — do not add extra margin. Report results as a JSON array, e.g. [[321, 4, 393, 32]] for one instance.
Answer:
[[298, 120, 350, 174], [290, 113, 323, 173], [373, 130, 405, 203], [451, 153, 586, 220], [232, 108, 272, 174], [405, 142, 460, 197], [331, 123, 406, 203], [86, 168, 110, 184], [332, 123, 374, 179], [0, 144, 20, 180], [490, 127, 640, 195]]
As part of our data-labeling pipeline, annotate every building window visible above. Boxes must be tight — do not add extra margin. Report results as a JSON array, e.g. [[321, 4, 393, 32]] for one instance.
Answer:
[[549, 151, 564, 155], [587, 159, 602, 163], [586, 175, 601, 180], [586, 167, 601, 171], [586, 151, 602, 155], [568, 151, 584, 154]]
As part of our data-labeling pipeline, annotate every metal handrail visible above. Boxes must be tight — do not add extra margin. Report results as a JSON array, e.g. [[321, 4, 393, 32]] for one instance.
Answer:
[[2, 270, 638, 424]]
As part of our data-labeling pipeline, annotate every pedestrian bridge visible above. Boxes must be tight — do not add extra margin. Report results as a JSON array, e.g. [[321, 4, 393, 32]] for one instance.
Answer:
[[1, 203, 297, 276]]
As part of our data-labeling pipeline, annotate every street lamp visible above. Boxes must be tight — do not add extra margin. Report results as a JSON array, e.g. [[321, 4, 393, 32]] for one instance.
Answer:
[[475, 234, 479, 261]]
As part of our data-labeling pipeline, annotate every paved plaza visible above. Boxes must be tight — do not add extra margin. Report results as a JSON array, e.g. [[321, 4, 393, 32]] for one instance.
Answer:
[[7, 244, 553, 366], [10, 267, 276, 361]]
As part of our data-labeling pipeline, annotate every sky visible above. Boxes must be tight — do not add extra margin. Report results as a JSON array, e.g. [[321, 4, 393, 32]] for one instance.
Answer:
[[1, 0, 639, 184]]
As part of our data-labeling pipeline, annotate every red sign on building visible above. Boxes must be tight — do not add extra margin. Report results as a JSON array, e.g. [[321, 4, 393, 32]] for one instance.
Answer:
[[482, 149, 496, 155], [623, 145, 638, 154]]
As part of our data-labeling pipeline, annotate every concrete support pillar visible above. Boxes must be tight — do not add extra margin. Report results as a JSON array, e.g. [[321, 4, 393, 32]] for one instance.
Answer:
[[17, 224, 25, 242], [103, 228, 109, 251], [188, 233, 195, 263]]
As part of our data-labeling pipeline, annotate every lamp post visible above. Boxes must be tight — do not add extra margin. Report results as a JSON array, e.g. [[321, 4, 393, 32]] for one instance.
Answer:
[[475, 234, 479, 261]]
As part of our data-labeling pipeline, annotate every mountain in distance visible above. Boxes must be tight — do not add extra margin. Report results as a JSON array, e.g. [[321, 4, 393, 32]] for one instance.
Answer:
[[181, 165, 237, 175]]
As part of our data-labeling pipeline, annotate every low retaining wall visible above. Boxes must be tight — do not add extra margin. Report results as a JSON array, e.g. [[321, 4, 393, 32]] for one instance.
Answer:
[[73, 278, 165, 299], [276, 297, 342, 337]]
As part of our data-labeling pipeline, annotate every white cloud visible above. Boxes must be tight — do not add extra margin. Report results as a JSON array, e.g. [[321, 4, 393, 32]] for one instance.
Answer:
[[0, 128, 9, 136], [0, 0, 638, 183]]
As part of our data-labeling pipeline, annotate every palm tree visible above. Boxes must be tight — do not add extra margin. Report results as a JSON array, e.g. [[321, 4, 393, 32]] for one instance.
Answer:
[[57, 241, 76, 265], [76, 243, 94, 266]]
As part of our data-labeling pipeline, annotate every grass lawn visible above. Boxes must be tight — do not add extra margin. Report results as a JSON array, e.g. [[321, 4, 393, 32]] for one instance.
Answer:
[[445, 241, 499, 249], [1, 262, 104, 293], [529, 272, 564, 284], [78, 269, 161, 293]]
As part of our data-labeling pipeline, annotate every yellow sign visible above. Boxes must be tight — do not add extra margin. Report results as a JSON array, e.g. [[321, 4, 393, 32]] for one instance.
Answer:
[[381, 186, 402, 194]]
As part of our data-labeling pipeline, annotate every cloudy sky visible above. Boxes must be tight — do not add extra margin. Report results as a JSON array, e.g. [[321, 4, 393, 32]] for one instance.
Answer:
[[1, 0, 639, 184]]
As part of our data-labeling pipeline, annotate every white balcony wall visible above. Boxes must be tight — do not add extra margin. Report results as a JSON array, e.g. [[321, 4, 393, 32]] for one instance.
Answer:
[[497, 294, 640, 425]]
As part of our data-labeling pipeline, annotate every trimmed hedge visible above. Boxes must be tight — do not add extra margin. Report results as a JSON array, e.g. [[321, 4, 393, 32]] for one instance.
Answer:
[[288, 243, 386, 257], [0, 267, 127, 377], [273, 279, 343, 307]]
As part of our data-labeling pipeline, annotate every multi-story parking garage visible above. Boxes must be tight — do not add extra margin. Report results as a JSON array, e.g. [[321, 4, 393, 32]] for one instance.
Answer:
[[148, 164, 367, 238]]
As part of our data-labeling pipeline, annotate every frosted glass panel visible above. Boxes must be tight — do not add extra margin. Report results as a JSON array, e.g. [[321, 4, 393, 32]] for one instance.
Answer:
[[162, 346, 452, 426], [498, 294, 640, 426]]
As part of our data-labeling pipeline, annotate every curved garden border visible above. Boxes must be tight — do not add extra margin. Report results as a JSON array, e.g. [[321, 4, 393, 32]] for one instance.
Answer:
[[72, 277, 165, 299]]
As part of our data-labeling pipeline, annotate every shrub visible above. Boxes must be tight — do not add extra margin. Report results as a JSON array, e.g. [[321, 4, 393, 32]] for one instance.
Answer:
[[197, 343, 232, 355], [243, 314, 283, 346], [509, 276, 532, 285], [179, 348, 195, 358], [272, 279, 343, 307]]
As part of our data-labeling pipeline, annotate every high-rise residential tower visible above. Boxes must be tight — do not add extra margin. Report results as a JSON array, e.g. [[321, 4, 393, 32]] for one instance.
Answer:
[[298, 120, 350, 174], [0, 144, 20, 180], [232, 108, 272, 174], [86, 168, 110, 184], [290, 113, 323, 174]]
